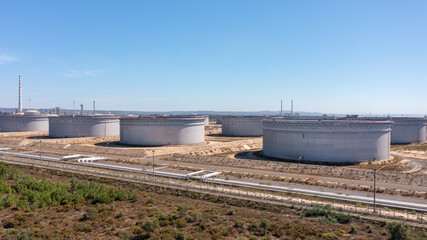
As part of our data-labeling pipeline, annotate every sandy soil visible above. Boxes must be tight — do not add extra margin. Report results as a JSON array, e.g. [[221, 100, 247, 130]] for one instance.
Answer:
[[0, 130, 262, 158]]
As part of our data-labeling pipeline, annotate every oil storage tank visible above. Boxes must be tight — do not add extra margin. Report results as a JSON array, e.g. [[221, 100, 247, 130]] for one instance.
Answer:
[[120, 116, 205, 146], [222, 116, 264, 137], [390, 118, 427, 144], [49, 115, 120, 138], [203, 115, 209, 126], [0, 114, 49, 132], [263, 120, 392, 163]]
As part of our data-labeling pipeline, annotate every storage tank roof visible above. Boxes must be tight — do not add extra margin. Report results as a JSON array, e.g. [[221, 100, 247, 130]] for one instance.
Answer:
[[53, 115, 120, 119], [264, 119, 392, 125], [121, 115, 205, 121], [24, 109, 40, 116]]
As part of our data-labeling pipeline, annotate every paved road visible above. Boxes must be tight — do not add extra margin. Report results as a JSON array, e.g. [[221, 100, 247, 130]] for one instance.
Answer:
[[1, 149, 426, 212], [1, 144, 426, 193]]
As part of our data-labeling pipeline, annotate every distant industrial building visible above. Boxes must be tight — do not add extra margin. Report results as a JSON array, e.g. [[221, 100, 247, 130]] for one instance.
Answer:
[[262, 119, 392, 163], [49, 115, 120, 138], [120, 115, 205, 146]]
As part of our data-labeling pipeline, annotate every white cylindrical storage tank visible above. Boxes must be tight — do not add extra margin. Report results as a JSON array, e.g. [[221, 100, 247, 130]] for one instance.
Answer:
[[120, 116, 205, 146], [222, 116, 264, 137], [0, 115, 49, 132], [263, 120, 392, 163], [49, 116, 120, 138], [390, 118, 427, 144], [216, 115, 224, 124], [203, 115, 209, 126]]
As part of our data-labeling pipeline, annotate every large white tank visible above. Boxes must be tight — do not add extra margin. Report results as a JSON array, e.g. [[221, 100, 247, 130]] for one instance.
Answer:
[[263, 120, 392, 163], [49, 116, 120, 138], [221, 116, 264, 137], [120, 116, 205, 146], [203, 115, 209, 126], [390, 118, 427, 144], [0, 115, 49, 132]]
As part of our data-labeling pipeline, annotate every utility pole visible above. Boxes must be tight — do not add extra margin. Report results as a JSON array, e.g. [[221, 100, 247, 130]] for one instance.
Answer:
[[152, 150, 155, 180], [373, 168, 377, 213], [39, 140, 42, 161]]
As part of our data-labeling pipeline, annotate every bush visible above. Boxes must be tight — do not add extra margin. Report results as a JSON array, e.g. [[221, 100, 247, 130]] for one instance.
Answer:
[[321, 232, 338, 240], [177, 205, 188, 217], [176, 232, 186, 240], [128, 191, 138, 202], [4, 228, 34, 240], [141, 218, 159, 233], [305, 205, 351, 224], [82, 207, 98, 221], [94, 192, 111, 204], [146, 196, 155, 205], [335, 213, 352, 224], [227, 209, 235, 216], [174, 218, 187, 228], [0, 194, 19, 209], [349, 225, 357, 234], [116, 231, 135, 240], [259, 219, 270, 236], [388, 222, 410, 240]]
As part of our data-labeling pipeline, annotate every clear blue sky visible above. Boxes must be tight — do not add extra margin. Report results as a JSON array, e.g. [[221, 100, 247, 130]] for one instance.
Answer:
[[1, 0, 426, 114]]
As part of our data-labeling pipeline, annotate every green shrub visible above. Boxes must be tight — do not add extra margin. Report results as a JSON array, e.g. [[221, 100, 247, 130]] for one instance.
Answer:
[[321, 232, 339, 240], [388, 222, 410, 240], [116, 231, 135, 240], [174, 218, 187, 228], [0, 194, 19, 209], [176, 231, 186, 240], [177, 205, 188, 217], [259, 219, 270, 236], [306, 204, 333, 218], [94, 192, 111, 204], [335, 213, 352, 224], [349, 225, 357, 234], [146, 196, 155, 204], [128, 191, 138, 202], [82, 207, 98, 221], [141, 218, 159, 233], [4, 228, 34, 240]]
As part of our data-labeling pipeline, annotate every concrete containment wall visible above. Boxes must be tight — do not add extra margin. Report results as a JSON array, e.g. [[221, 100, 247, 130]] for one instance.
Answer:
[[0, 116, 49, 132], [49, 116, 120, 138], [390, 118, 427, 144], [222, 116, 264, 137], [120, 116, 205, 146], [263, 120, 392, 163]]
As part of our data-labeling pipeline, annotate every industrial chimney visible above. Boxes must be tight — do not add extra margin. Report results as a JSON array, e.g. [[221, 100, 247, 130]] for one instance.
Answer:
[[80, 104, 84, 115], [291, 100, 294, 115], [18, 75, 22, 113]]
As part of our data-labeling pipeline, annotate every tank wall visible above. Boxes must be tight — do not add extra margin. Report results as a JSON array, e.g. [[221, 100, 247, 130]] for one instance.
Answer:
[[263, 122, 391, 163], [0, 116, 49, 132], [120, 119, 205, 146], [49, 118, 119, 138], [216, 115, 223, 124], [222, 118, 263, 137], [391, 121, 427, 144], [204, 116, 209, 126]]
